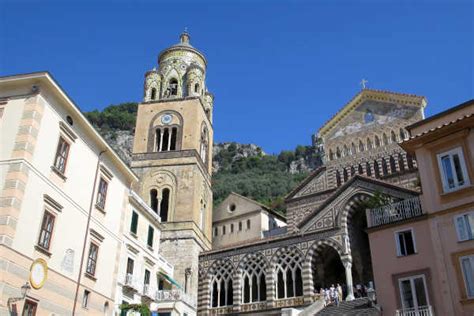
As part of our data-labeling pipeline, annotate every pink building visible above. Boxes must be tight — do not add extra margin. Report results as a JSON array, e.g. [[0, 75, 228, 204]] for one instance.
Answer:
[[367, 99, 474, 316]]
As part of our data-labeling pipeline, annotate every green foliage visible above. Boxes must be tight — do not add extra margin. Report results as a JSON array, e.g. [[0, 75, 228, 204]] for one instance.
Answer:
[[85, 102, 138, 131], [212, 144, 321, 213], [119, 303, 150, 316], [361, 191, 393, 209]]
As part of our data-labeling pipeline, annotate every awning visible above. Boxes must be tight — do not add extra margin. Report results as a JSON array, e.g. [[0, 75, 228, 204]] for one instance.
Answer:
[[158, 271, 182, 289]]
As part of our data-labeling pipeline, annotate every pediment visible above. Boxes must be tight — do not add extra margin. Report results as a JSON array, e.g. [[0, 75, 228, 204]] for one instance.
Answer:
[[298, 176, 419, 234], [286, 167, 329, 200]]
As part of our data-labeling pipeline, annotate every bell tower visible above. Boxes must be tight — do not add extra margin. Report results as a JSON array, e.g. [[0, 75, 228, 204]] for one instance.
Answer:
[[131, 31, 214, 303]]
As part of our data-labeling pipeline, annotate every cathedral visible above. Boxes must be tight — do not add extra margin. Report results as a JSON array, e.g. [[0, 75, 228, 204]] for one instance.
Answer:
[[130, 32, 428, 315]]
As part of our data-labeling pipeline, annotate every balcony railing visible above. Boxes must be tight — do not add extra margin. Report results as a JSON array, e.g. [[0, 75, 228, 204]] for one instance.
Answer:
[[123, 273, 137, 290], [367, 196, 423, 228], [143, 284, 154, 298], [395, 305, 434, 316], [155, 289, 196, 308]]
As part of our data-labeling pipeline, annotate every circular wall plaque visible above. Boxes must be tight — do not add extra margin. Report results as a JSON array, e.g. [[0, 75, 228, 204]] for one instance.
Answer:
[[161, 114, 172, 125], [30, 258, 48, 289]]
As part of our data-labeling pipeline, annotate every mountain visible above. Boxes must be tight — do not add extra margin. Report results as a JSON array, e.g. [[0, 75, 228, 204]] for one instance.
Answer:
[[84, 103, 324, 213]]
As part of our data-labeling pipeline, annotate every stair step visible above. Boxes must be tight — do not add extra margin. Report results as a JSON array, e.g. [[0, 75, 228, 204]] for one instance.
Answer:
[[316, 298, 380, 316]]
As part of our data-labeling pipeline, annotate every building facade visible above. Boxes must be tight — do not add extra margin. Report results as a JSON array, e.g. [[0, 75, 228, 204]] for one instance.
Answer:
[[197, 88, 427, 315], [367, 99, 474, 316], [131, 31, 214, 314], [0, 72, 138, 315]]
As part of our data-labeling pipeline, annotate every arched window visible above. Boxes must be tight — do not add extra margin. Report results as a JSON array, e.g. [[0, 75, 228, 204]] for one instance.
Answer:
[[194, 83, 200, 93], [383, 133, 389, 146], [374, 160, 380, 178], [199, 199, 205, 230], [382, 158, 388, 176], [336, 170, 341, 187], [351, 143, 357, 154], [169, 78, 178, 96], [150, 189, 158, 214], [366, 162, 372, 177], [398, 154, 405, 172], [343, 145, 349, 157], [389, 156, 397, 173], [242, 255, 267, 303], [391, 130, 397, 143], [336, 147, 341, 159], [200, 126, 209, 164], [367, 138, 373, 150], [399, 128, 406, 141], [351, 166, 356, 177], [375, 135, 381, 147], [160, 188, 170, 222], [358, 164, 363, 175], [343, 168, 348, 182], [329, 149, 334, 161], [150, 88, 157, 100], [156, 127, 178, 152], [275, 248, 303, 299], [359, 140, 365, 152], [210, 260, 234, 307]]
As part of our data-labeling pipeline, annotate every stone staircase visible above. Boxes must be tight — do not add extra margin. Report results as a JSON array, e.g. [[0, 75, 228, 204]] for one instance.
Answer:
[[316, 298, 381, 316]]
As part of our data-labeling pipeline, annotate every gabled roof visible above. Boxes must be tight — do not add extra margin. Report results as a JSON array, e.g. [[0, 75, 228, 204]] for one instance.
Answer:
[[297, 175, 419, 229], [318, 89, 427, 138], [284, 166, 327, 201], [215, 192, 286, 222]]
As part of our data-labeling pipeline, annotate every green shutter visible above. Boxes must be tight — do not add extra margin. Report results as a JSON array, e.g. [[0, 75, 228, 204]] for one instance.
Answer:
[[147, 226, 154, 247], [131, 212, 138, 234]]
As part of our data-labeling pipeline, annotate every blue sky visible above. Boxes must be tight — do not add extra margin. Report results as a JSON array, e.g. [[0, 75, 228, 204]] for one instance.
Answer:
[[1, 1, 472, 154]]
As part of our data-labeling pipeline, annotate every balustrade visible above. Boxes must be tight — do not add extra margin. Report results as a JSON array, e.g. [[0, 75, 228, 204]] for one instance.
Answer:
[[368, 196, 423, 228]]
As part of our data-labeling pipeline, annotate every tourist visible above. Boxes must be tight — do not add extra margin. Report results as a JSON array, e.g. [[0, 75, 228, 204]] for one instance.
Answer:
[[330, 284, 339, 306], [337, 283, 343, 302]]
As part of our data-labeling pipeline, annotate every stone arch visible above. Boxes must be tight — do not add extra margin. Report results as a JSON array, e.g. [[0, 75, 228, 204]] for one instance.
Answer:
[[237, 252, 269, 303], [147, 110, 184, 152], [208, 259, 235, 308], [147, 170, 178, 222]]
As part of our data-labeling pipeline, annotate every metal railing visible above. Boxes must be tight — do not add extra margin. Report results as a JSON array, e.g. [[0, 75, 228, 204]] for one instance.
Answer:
[[143, 284, 153, 298], [395, 305, 434, 316], [155, 289, 196, 308], [124, 273, 136, 290], [367, 196, 423, 228]]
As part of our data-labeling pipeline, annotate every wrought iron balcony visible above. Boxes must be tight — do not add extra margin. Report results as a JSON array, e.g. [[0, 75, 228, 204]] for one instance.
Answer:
[[155, 289, 196, 308], [367, 196, 423, 228], [123, 273, 137, 290], [395, 305, 434, 316]]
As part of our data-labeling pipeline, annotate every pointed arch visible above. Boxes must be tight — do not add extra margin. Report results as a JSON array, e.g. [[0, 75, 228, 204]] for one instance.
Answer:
[[208, 259, 235, 308], [366, 137, 373, 150], [336, 147, 341, 159], [374, 135, 381, 147], [391, 130, 397, 143], [389, 156, 397, 173], [271, 246, 304, 299], [359, 140, 365, 152], [383, 133, 389, 145], [399, 128, 406, 141], [358, 164, 363, 175], [238, 252, 268, 303], [366, 162, 372, 177], [343, 145, 349, 157], [351, 142, 357, 155]]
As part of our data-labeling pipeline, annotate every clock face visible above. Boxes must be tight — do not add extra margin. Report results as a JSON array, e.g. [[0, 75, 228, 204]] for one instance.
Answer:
[[161, 114, 172, 125], [30, 259, 48, 289]]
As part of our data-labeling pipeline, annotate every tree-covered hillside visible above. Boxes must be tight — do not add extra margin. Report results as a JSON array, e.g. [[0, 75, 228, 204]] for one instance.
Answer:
[[84, 103, 323, 214]]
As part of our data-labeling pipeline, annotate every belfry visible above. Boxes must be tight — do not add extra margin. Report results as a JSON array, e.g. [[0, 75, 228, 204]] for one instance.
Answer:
[[131, 31, 214, 308]]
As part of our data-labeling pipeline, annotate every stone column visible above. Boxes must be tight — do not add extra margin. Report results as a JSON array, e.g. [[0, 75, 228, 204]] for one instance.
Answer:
[[343, 259, 355, 301], [266, 266, 276, 308], [233, 271, 242, 312], [302, 260, 314, 304]]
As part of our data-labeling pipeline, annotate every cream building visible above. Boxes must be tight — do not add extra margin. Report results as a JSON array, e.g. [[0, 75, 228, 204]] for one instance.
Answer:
[[212, 192, 286, 249], [0, 72, 141, 315]]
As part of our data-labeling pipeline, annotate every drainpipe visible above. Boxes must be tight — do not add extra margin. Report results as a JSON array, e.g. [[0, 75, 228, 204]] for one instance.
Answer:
[[72, 149, 107, 315]]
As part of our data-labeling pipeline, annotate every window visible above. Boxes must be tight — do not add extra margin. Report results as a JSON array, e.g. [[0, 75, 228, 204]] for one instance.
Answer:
[[275, 247, 303, 299], [150, 88, 157, 100], [194, 83, 200, 93], [214, 227, 218, 237], [169, 78, 178, 96], [391, 130, 397, 143], [455, 212, 474, 241], [242, 254, 267, 303], [437, 147, 470, 192], [22, 300, 37, 316], [382, 158, 389, 176], [223, 225, 226, 235], [150, 189, 158, 213], [96, 177, 108, 210], [82, 290, 90, 308], [359, 140, 364, 152], [239, 221, 242, 231], [366, 162, 372, 177], [210, 260, 234, 307], [247, 219, 251, 230], [160, 188, 170, 222], [38, 211, 55, 250], [130, 211, 138, 234], [144, 269, 151, 286], [53, 137, 70, 174], [398, 275, 429, 310], [156, 127, 178, 152], [86, 242, 99, 276], [395, 229, 416, 256], [147, 226, 154, 248], [126, 258, 134, 275], [230, 223, 234, 233], [460, 255, 474, 298]]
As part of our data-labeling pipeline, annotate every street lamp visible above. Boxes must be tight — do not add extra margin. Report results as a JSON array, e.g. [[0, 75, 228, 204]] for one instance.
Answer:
[[21, 282, 31, 299]]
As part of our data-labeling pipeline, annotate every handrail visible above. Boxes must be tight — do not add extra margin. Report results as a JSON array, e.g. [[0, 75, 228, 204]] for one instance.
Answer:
[[368, 197, 423, 228]]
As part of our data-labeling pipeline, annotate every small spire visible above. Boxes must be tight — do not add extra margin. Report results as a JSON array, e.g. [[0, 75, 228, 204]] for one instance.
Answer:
[[180, 27, 190, 44]]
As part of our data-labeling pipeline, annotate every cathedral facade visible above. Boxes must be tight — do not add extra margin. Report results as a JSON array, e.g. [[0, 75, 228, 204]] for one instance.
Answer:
[[131, 33, 427, 315]]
